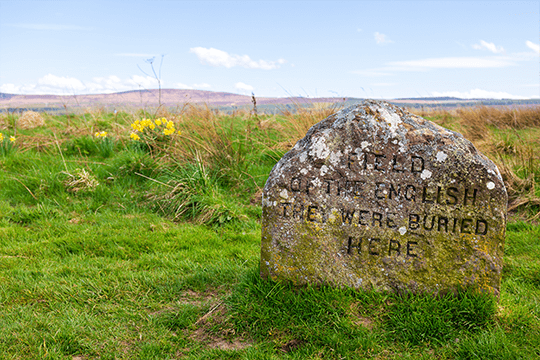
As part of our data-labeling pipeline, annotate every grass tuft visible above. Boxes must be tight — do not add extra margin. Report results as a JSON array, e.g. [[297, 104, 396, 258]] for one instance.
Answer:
[[62, 168, 100, 193], [384, 290, 496, 345], [18, 110, 46, 130]]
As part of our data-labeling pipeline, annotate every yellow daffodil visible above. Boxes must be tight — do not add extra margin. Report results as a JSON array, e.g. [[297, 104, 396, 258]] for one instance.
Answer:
[[141, 119, 152, 128], [131, 120, 144, 132]]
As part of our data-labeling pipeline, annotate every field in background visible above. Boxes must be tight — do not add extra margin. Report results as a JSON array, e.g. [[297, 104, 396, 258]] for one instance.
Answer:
[[0, 103, 539, 359], [1, 88, 539, 115]]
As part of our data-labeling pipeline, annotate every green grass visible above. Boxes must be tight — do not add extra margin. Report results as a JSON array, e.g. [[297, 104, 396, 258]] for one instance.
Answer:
[[0, 107, 539, 358]]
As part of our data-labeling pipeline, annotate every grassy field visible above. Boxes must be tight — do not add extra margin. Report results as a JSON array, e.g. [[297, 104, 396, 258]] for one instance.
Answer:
[[0, 103, 539, 359]]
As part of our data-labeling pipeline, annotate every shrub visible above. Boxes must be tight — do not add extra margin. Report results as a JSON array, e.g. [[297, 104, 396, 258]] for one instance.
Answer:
[[18, 111, 45, 129]]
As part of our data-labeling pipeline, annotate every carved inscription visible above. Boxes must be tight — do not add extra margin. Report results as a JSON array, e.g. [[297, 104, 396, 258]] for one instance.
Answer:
[[280, 154, 488, 246], [279, 203, 489, 237], [347, 152, 425, 173], [288, 176, 479, 209], [346, 236, 418, 257]]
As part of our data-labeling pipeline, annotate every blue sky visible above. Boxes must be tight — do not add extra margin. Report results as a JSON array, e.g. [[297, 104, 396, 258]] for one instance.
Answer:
[[0, 0, 538, 99]]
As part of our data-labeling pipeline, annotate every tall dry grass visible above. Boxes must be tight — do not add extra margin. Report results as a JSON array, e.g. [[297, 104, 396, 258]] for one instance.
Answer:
[[278, 102, 345, 149], [6, 102, 540, 218]]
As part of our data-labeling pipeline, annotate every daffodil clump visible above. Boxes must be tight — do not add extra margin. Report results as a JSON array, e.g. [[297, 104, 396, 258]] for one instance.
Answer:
[[130, 118, 179, 141], [94, 130, 114, 158], [0, 133, 15, 142], [0, 132, 16, 156]]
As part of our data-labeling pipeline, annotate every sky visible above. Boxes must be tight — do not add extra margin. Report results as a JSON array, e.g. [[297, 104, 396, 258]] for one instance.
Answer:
[[0, 0, 538, 99]]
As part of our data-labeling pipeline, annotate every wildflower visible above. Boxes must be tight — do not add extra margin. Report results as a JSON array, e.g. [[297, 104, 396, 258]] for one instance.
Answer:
[[141, 118, 152, 128], [155, 118, 162, 126], [0, 133, 3, 141], [131, 120, 143, 132], [166, 121, 174, 129], [130, 132, 140, 141], [164, 128, 179, 136], [9, 136, 15, 142]]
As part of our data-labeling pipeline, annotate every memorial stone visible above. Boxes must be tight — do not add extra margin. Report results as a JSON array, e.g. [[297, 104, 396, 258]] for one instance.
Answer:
[[261, 100, 507, 295]]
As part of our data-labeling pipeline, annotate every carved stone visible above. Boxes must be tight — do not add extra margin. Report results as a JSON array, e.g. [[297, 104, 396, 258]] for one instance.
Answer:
[[261, 100, 507, 295]]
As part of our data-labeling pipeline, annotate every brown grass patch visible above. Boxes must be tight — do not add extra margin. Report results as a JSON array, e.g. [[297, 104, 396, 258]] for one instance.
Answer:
[[18, 111, 45, 129], [280, 339, 304, 353], [352, 316, 374, 330], [349, 301, 375, 330], [188, 302, 252, 351], [178, 289, 224, 306], [14, 134, 57, 152], [63, 168, 99, 193]]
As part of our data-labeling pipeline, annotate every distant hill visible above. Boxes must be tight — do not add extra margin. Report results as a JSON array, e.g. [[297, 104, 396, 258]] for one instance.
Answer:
[[395, 96, 464, 101], [0, 89, 538, 113], [0, 92, 14, 100], [0, 89, 345, 109]]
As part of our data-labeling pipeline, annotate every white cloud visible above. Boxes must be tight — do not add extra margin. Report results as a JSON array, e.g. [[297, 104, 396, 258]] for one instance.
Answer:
[[526, 40, 540, 54], [388, 56, 514, 69], [189, 47, 286, 70], [175, 83, 194, 90], [125, 75, 160, 89], [38, 74, 86, 91], [354, 50, 533, 77], [431, 89, 534, 100], [85, 77, 118, 93], [193, 83, 211, 89], [472, 40, 505, 54], [172, 83, 211, 90], [88, 75, 159, 93], [235, 82, 254, 93], [0, 74, 160, 95], [0, 83, 33, 94], [374, 32, 393, 45]]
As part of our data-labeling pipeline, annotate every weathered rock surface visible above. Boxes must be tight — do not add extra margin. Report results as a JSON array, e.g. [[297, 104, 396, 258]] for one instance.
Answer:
[[261, 100, 507, 295]]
